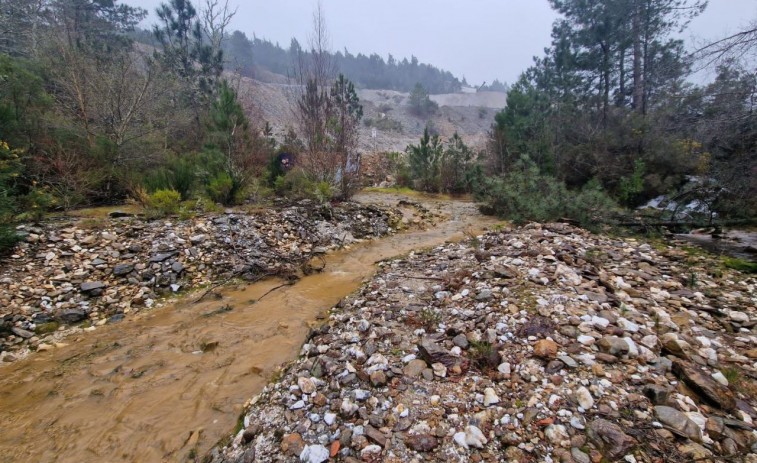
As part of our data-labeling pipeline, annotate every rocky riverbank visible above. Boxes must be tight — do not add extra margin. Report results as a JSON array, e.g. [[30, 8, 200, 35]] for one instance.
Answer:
[[211, 222, 757, 463], [0, 200, 422, 363]]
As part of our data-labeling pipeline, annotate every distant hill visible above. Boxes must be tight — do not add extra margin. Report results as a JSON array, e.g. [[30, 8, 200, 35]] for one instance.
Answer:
[[222, 31, 463, 94], [129, 28, 462, 94]]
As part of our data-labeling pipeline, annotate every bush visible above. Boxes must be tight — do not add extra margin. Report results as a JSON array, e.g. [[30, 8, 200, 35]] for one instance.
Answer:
[[475, 159, 617, 230], [206, 172, 235, 205], [148, 189, 181, 217], [0, 141, 21, 253]]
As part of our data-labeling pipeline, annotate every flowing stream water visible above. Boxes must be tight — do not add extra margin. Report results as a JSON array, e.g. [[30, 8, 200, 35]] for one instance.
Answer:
[[0, 194, 497, 463]]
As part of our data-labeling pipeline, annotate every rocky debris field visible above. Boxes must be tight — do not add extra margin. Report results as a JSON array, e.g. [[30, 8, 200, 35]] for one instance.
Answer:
[[211, 222, 757, 463], [0, 200, 416, 362]]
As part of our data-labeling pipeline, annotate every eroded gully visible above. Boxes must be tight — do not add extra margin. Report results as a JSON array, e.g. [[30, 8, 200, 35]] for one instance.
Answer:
[[0, 194, 498, 463]]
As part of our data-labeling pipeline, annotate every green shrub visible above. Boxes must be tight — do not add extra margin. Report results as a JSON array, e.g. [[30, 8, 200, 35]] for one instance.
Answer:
[[475, 159, 617, 230], [723, 258, 757, 273], [148, 189, 181, 216], [18, 185, 56, 222], [0, 141, 21, 252], [206, 172, 234, 205], [314, 181, 332, 204]]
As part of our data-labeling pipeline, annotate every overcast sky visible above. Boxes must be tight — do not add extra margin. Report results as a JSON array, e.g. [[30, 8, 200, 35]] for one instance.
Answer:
[[126, 0, 756, 86]]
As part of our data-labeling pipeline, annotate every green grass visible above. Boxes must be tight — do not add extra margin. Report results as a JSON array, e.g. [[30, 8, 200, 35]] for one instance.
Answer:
[[723, 257, 757, 273], [362, 186, 453, 200]]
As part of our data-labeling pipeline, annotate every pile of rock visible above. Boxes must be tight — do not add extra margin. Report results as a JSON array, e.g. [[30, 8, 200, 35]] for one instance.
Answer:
[[211, 223, 757, 463], [0, 200, 404, 361]]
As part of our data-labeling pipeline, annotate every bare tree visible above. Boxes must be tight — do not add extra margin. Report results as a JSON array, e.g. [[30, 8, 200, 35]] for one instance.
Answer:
[[291, 1, 336, 179], [691, 21, 757, 69], [200, 0, 236, 58]]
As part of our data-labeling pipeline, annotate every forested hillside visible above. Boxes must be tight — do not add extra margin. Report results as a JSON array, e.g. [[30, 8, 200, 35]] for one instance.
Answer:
[[220, 31, 463, 94]]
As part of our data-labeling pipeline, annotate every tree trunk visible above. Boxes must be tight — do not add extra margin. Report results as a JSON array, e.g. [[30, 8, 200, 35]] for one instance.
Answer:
[[632, 0, 644, 112], [618, 46, 626, 107]]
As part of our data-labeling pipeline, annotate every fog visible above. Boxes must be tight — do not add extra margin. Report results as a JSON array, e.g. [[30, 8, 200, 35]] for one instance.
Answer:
[[127, 0, 756, 86]]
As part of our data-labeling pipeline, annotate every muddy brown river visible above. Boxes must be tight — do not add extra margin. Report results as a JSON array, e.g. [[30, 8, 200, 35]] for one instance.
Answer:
[[0, 194, 497, 462]]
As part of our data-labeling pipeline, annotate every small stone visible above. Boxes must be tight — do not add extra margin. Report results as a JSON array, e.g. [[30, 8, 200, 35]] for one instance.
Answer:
[[113, 264, 134, 276], [465, 425, 487, 448], [545, 424, 570, 445], [571, 447, 591, 463], [483, 388, 500, 406], [576, 386, 594, 409], [299, 444, 330, 463], [405, 433, 439, 452], [453, 333, 469, 349], [11, 327, 34, 339], [616, 318, 640, 333], [80, 281, 105, 292], [298, 376, 316, 395], [598, 336, 629, 356], [403, 359, 427, 377], [360, 444, 382, 461], [57, 308, 87, 324], [281, 433, 305, 456], [643, 384, 670, 405], [370, 370, 387, 387], [533, 339, 558, 359], [324, 412, 336, 426], [497, 362, 511, 375]]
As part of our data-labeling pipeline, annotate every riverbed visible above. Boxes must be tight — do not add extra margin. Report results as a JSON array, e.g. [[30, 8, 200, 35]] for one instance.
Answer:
[[0, 193, 497, 462]]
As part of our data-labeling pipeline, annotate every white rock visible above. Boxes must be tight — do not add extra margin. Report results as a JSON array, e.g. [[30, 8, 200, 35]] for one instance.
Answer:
[[290, 400, 305, 410], [300, 444, 330, 463], [484, 388, 500, 406], [555, 264, 582, 286], [464, 425, 487, 448], [617, 318, 640, 333], [324, 412, 336, 425], [453, 431, 469, 449], [591, 316, 610, 330], [575, 386, 594, 410], [641, 335, 659, 349], [711, 371, 729, 386], [498, 362, 511, 375], [545, 424, 570, 444], [360, 445, 382, 459], [354, 389, 370, 401], [577, 335, 596, 346], [729, 311, 749, 323], [570, 415, 586, 429]]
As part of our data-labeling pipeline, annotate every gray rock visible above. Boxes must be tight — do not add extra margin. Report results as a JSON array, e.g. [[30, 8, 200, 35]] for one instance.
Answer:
[[149, 252, 177, 263], [80, 281, 105, 292], [58, 308, 87, 324], [11, 327, 34, 339], [598, 336, 629, 356], [452, 333, 469, 349], [571, 447, 591, 463], [418, 337, 457, 368], [113, 264, 134, 276], [171, 262, 185, 273], [654, 406, 702, 442], [643, 384, 670, 405]]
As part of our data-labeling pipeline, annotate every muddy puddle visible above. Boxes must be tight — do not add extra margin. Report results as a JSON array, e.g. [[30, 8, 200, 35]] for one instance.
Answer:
[[0, 194, 497, 462]]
